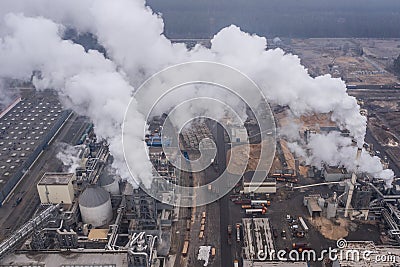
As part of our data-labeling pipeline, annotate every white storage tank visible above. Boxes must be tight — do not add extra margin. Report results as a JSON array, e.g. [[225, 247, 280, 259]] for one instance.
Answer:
[[79, 186, 113, 227], [99, 173, 120, 195]]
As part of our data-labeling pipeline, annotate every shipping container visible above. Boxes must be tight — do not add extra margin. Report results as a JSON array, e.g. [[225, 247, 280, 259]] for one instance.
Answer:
[[199, 231, 204, 239]]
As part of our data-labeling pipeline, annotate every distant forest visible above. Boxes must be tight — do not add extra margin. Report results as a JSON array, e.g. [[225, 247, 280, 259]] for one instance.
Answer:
[[147, 0, 400, 39]]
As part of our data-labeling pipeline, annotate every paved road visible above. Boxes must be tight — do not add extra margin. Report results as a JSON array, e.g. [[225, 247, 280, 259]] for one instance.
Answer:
[[209, 122, 234, 267], [0, 112, 81, 241]]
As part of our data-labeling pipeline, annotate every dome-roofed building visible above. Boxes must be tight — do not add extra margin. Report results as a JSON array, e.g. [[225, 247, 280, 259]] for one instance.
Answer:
[[79, 186, 113, 227]]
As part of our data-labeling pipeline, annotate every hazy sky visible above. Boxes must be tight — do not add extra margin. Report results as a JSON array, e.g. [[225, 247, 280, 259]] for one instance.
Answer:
[[147, 0, 400, 38]]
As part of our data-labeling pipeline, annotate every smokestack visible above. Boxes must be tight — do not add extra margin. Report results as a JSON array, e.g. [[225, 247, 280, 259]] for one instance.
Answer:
[[344, 147, 362, 218]]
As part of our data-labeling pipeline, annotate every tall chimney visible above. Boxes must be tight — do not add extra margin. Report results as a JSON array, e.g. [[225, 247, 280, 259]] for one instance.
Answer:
[[344, 148, 362, 218]]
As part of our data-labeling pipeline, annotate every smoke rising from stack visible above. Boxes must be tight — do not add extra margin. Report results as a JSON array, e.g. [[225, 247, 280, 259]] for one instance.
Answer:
[[287, 132, 394, 188], [56, 143, 82, 173], [0, 0, 390, 188]]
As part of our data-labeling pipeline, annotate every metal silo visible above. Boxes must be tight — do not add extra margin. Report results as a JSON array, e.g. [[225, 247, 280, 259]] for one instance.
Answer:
[[327, 201, 338, 219], [99, 173, 120, 195], [79, 186, 113, 227]]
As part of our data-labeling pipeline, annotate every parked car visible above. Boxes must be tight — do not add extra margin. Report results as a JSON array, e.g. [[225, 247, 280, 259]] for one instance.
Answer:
[[281, 230, 287, 239]]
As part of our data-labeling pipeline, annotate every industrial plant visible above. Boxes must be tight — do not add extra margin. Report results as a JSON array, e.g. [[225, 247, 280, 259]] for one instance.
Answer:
[[0, 94, 173, 266], [0, 1, 400, 267], [0, 84, 399, 267]]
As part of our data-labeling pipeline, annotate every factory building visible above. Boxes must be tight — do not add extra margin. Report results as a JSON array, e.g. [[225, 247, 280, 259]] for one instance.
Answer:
[[0, 90, 71, 206], [231, 127, 248, 143], [180, 120, 214, 151], [303, 195, 323, 217], [1, 137, 164, 266], [322, 165, 351, 182], [242, 171, 277, 194], [37, 172, 75, 204]]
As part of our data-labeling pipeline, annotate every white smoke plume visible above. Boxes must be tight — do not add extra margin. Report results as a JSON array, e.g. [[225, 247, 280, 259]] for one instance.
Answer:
[[0, 79, 10, 108], [0, 78, 17, 109], [56, 143, 82, 173], [288, 132, 394, 188], [0, 13, 149, 187], [0, 0, 383, 189], [278, 114, 303, 142]]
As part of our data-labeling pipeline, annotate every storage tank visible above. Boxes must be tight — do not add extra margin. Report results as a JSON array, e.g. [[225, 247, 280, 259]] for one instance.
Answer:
[[318, 197, 325, 209], [79, 186, 113, 227], [327, 201, 338, 219], [99, 173, 120, 195]]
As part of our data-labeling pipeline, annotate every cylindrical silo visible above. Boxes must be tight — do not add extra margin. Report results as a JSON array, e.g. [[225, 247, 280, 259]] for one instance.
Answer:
[[327, 201, 338, 219], [79, 186, 113, 227], [99, 173, 120, 195], [318, 197, 325, 209]]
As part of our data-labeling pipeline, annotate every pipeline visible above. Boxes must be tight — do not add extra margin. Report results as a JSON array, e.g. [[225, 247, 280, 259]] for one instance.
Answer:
[[0, 204, 60, 260]]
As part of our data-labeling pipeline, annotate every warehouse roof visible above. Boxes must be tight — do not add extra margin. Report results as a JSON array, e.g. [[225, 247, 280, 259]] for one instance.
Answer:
[[88, 228, 109, 241], [0, 89, 66, 200], [325, 165, 348, 174]]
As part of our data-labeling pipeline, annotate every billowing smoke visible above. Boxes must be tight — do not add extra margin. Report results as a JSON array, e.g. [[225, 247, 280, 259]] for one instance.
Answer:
[[0, 0, 384, 188], [56, 143, 82, 173], [0, 78, 17, 109], [0, 13, 149, 187], [288, 132, 394, 188], [0, 79, 9, 108]]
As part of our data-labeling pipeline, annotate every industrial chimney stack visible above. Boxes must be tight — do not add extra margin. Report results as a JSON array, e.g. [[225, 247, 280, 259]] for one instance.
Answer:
[[344, 147, 362, 218]]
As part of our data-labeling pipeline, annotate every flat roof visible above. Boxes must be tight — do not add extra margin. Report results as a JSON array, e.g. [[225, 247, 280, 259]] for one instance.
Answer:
[[38, 172, 74, 185], [88, 228, 109, 240], [0, 90, 65, 191], [325, 165, 347, 174], [308, 199, 323, 212]]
